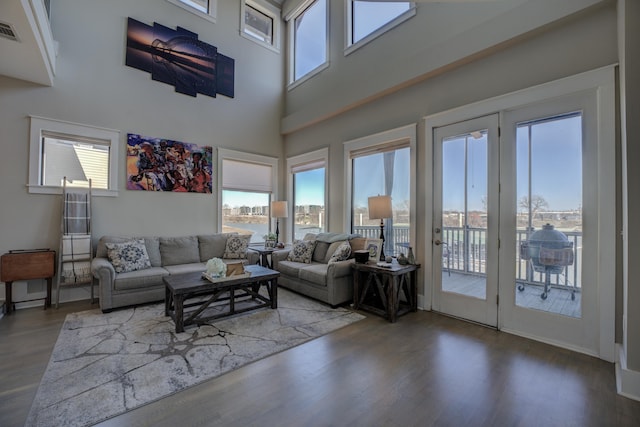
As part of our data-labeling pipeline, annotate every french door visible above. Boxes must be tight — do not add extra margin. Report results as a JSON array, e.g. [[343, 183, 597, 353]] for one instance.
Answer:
[[430, 81, 614, 359], [432, 114, 499, 327]]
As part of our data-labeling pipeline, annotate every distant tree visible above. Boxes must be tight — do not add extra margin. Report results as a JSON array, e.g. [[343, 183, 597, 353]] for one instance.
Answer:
[[519, 195, 549, 219]]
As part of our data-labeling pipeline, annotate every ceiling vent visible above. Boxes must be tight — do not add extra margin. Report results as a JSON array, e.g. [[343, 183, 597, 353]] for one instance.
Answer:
[[0, 21, 19, 42]]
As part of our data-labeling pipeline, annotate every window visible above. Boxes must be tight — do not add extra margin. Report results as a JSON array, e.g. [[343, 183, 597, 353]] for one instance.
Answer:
[[346, 1, 415, 54], [28, 116, 119, 196], [241, 0, 280, 52], [218, 149, 278, 243], [166, 0, 217, 23], [285, 0, 328, 86], [344, 125, 416, 257], [287, 148, 328, 240]]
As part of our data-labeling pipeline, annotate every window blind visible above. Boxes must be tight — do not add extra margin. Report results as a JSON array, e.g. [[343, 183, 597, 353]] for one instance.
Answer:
[[222, 159, 273, 192]]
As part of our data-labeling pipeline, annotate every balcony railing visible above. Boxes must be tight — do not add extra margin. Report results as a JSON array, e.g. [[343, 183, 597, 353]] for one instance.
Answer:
[[353, 224, 582, 291]]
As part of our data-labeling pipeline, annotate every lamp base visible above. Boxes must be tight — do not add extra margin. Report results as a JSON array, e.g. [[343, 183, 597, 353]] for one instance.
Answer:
[[379, 220, 386, 261]]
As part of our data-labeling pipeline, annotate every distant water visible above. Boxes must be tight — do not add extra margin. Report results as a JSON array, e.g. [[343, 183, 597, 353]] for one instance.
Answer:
[[225, 222, 268, 243]]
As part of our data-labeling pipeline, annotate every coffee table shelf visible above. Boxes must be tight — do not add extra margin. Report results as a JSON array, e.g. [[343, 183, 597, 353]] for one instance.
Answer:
[[164, 264, 279, 333]]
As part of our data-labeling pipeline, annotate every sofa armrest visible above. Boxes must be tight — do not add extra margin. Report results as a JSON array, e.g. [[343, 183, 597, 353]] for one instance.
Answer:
[[271, 249, 291, 270], [326, 258, 355, 278], [91, 257, 115, 311]]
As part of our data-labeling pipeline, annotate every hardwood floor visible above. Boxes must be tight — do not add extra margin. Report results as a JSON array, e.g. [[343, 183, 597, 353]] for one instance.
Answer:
[[2, 300, 640, 427]]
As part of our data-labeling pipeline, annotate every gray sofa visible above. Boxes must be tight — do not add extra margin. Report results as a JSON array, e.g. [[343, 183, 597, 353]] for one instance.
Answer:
[[272, 233, 365, 307], [92, 233, 256, 312]]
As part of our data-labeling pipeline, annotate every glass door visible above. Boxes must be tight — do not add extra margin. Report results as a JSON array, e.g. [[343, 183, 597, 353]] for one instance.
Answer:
[[432, 114, 499, 327], [499, 92, 602, 354]]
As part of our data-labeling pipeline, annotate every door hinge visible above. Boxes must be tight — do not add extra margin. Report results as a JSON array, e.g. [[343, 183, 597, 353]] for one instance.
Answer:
[[498, 126, 501, 137], [498, 239, 501, 249], [497, 294, 499, 305]]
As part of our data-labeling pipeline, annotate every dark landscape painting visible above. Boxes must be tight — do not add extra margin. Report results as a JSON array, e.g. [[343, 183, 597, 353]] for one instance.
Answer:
[[125, 18, 234, 98]]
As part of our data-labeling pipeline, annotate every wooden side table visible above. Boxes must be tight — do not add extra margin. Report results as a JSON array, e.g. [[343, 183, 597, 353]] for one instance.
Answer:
[[352, 261, 419, 323], [247, 246, 277, 269], [1, 250, 55, 314]]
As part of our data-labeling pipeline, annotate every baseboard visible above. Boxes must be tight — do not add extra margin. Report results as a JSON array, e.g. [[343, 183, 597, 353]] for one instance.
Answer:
[[616, 344, 640, 402]]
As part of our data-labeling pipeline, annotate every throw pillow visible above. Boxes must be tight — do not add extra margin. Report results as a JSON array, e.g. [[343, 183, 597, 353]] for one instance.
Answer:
[[105, 239, 151, 273], [223, 234, 251, 259], [287, 240, 316, 263], [329, 242, 352, 263]]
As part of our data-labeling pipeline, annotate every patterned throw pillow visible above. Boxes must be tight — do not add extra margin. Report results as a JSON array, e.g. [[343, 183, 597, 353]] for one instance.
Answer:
[[105, 239, 151, 273], [223, 235, 251, 259], [287, 240, 316, 264], [329, 242, 352, 263]]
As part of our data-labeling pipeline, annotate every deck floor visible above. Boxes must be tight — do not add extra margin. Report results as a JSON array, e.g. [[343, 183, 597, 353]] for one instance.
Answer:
[[442, 271, 581, 318]]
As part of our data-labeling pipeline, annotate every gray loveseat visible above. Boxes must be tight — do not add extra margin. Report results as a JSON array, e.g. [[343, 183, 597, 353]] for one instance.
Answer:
[[92, 233, 256, 312], [272, 232, 365, 307]]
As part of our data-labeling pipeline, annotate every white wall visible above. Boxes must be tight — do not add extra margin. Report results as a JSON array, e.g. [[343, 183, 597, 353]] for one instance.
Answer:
[[0, 0, 284, 305], [282, 0, 607, 134]]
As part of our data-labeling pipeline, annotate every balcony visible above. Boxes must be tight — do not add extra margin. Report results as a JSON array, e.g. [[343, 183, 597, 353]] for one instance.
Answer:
[[353, 225, 582, 318]]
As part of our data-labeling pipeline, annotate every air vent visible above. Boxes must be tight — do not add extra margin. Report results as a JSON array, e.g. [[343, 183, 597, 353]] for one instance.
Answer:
[[0, 21, 19, 42]]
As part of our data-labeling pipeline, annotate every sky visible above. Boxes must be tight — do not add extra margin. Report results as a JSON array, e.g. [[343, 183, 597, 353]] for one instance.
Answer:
[[443, 114, 583, 213]]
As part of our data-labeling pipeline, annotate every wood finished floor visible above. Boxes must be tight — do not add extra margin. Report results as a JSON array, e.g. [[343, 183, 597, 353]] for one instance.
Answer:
[[2, 300, 640, 427]]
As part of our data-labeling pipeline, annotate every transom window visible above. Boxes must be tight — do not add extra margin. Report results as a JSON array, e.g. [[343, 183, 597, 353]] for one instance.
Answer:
[[346, 1, 415, 53], [241, 0, 281, 52], [166, 0, 217, 23], [286, 0, 328, 86]]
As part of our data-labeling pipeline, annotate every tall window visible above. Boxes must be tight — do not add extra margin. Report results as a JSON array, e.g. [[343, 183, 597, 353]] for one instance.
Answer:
[[28, 116, 119, 196], [345, 125, 416, 257], [346, 1, 415, 51], [286, 0, 328, 85], [241, 0, 280, 52], [287, 148, 328, 240], [219, 150, 278, 243], [167, 0, 217, 23]]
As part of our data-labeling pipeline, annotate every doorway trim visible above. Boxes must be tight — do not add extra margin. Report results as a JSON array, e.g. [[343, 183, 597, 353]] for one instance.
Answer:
[[422, 65, 616, 361]]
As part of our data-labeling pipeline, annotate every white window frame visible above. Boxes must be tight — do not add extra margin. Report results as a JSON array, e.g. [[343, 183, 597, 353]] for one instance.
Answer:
[[241, 0, 281, 53], [217, 148, 279, 232], [344, 1, 416, 56], [166, 0, 217, 24], [286, 0, 330, 90], [344, 124, 417, 247], [28, 116, 119, 197], [286, 147, 329, 240]]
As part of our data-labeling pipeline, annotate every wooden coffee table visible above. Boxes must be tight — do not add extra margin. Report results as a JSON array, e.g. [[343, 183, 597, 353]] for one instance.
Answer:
[[164, 264, 279, 333]]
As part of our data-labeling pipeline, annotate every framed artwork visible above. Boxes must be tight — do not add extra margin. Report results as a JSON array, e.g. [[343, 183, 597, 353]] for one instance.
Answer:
[[364, 238, 383, 261], [125, 18, 234, 99], [126, 133, 212, 193]]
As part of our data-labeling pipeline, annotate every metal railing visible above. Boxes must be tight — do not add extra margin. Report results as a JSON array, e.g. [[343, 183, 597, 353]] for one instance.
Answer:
[[353, 224, 582, 290]]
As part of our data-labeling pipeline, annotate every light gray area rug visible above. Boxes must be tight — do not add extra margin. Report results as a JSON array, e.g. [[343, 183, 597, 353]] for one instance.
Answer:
[[26, 289, 365, 427]]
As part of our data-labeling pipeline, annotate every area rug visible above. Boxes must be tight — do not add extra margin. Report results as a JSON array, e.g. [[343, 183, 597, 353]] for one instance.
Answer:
[[26, 289, 365, 427]]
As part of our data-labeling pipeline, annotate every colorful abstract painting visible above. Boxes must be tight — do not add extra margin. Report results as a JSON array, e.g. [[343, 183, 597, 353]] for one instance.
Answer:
[[126, 134, 212, 193]]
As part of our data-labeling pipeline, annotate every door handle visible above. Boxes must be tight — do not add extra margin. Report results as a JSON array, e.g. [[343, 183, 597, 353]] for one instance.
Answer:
[[434, 239, 442, 246]]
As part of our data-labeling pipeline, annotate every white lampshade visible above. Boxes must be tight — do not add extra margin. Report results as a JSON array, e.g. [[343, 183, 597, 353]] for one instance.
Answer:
[[271, 201, 288, 218], [368, 195, 392, 220]]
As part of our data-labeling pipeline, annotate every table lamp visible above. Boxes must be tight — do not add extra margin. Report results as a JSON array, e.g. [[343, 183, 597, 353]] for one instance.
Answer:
[[368, 195, 392, 261], [271, 201, 288, 245]]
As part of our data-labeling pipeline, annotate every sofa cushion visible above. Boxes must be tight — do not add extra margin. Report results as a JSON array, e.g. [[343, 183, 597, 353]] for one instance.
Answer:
[[312, 241, 331, 262], [223, 234, 251, 259], [159, 236, 200, 266], [105, 239, 151, 273], [349, 237, 367, 253], [287, 240, 316, 263], [97, 236, 162, 267], [275, 260, 308, 278], [199, 233, 234, 261], [329, 242, 352, 263], [164, 262, 207, 275], [323, 241, 348, 263], [113, 266, 168, 291], [298, 263, 330, 287]]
